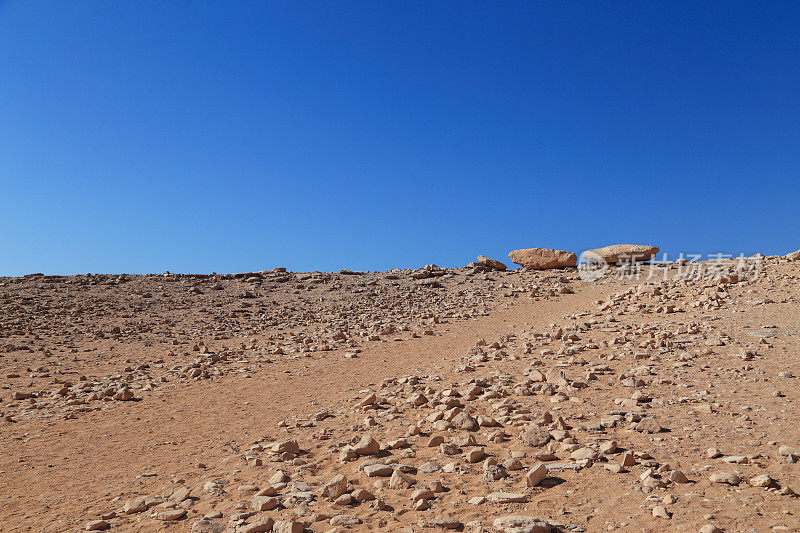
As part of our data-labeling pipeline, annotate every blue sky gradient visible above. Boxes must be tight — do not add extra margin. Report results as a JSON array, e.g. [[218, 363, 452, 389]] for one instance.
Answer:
[[1, 1, 798, 275]]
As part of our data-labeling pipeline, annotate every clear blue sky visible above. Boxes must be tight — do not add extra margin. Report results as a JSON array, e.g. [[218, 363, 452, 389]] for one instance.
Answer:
[[1, 1, 798, 275]]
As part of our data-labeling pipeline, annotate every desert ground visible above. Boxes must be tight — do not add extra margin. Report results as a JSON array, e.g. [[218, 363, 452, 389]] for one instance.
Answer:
[[1, 249, 800, 533]]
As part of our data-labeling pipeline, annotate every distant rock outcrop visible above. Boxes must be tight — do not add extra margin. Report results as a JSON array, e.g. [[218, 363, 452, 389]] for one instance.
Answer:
[[583, 244, 660, 264], [508, 248, 577, 270]]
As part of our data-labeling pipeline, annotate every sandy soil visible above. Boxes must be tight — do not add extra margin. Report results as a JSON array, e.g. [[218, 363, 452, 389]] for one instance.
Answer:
[[1, 259, 798, 532]]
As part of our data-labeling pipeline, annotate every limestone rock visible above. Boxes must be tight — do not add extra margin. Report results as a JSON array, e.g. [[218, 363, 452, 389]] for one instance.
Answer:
[[389, 470, 415, 489], [749, 474, 772, 487], [330, 514, 362, 526], [477, 255, 507, 271], [155, 509, 186, 521], [652, 505, 671, 519], [272, 521, 303, 533], [418, 517, 463, 529], [190, 519, 226, 533], [488, 492, 527, 503], [251, 495, 278, 511], [353, 435, 381, 455], [521, 425, 551, 447], [493, 515, 552, 532], [525, 463, 548, 487], [321, 474, 348, 499], [709, 472, 740, 485], [583, 244, 660, 263], [239, 517, 275, 533], [508, 248, 577, 270], [636, 417, 662, 434], [122, 497, 148, 514]]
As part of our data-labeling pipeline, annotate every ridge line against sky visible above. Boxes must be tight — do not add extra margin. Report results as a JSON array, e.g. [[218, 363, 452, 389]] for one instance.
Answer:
[[0, 1, 798, 276]]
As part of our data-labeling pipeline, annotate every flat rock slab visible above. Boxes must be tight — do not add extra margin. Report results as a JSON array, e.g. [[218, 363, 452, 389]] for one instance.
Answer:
[[493, 515, 552, 532], [488, 491, 528, 503], [583, 244, 659, 263], [508, 248, 577, 270]]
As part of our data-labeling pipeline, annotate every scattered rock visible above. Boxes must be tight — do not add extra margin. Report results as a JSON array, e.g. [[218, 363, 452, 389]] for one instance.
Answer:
[[488, 492, 527, 504], [492, 515, 552, 532], [709, 472, 741, 485], [272, 521, 303, 533], [635, 417, 662, 434], [521, 425, 551, 447], [525, 463, 548, 487]]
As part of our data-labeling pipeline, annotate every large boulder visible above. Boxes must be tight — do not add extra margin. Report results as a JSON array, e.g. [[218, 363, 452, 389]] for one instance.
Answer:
[[583, 244, 659, 264], [786, 249, 800, 261], [508, 248, 577, 270], [477, 255, 507, 271]]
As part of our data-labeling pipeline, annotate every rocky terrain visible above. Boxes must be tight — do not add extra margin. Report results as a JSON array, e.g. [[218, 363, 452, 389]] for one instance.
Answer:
[[2, 249, 800, 533]]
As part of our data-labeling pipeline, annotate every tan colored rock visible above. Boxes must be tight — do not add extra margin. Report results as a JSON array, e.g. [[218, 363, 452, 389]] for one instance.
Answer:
[[709, 472, 740, 485], [190, 519, 226, 533], [493, 515, 552, 532], [321, 474, 348, 500], [583, 244, 660, 263], [251, 495, 278, 511], [525, 463, 548, 487], [272, 439, 300, 454], [466, 447, 485, 463], [239, 517, 275, 533], [488, 491, 527, 503], [122, 497, 147, 514], [352, 488, 375, 501], [508, 248, 577, 270], [669, 470, 689, 484], [363, 463, 393, 477], [269, 470, 289, 484], [418, 517, 462, 529], [749, 474, 772, 487], [521, 425, 551, 447], [477, 255, 507, 271], [333, 493, 353, 506], [411, 488, 435, 501], [652, 505, 671, 519], [599, 440, 617, 454], [170, 487, 191, 502], [706, 447, 722, 459], [778, 445, 798, 457], [156, 509, 186, 521], [570, 447, 598, 461], [330, 514, 362, 526], [636, 417, 662, 434], [785, 249, 800, 261], [272, 521, 303, 533], [389, 470, 415, 489], [353, 435, 380, 455]]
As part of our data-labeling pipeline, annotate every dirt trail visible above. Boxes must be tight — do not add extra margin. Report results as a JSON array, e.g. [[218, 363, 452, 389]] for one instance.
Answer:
[[0, 277, 616, 531]]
